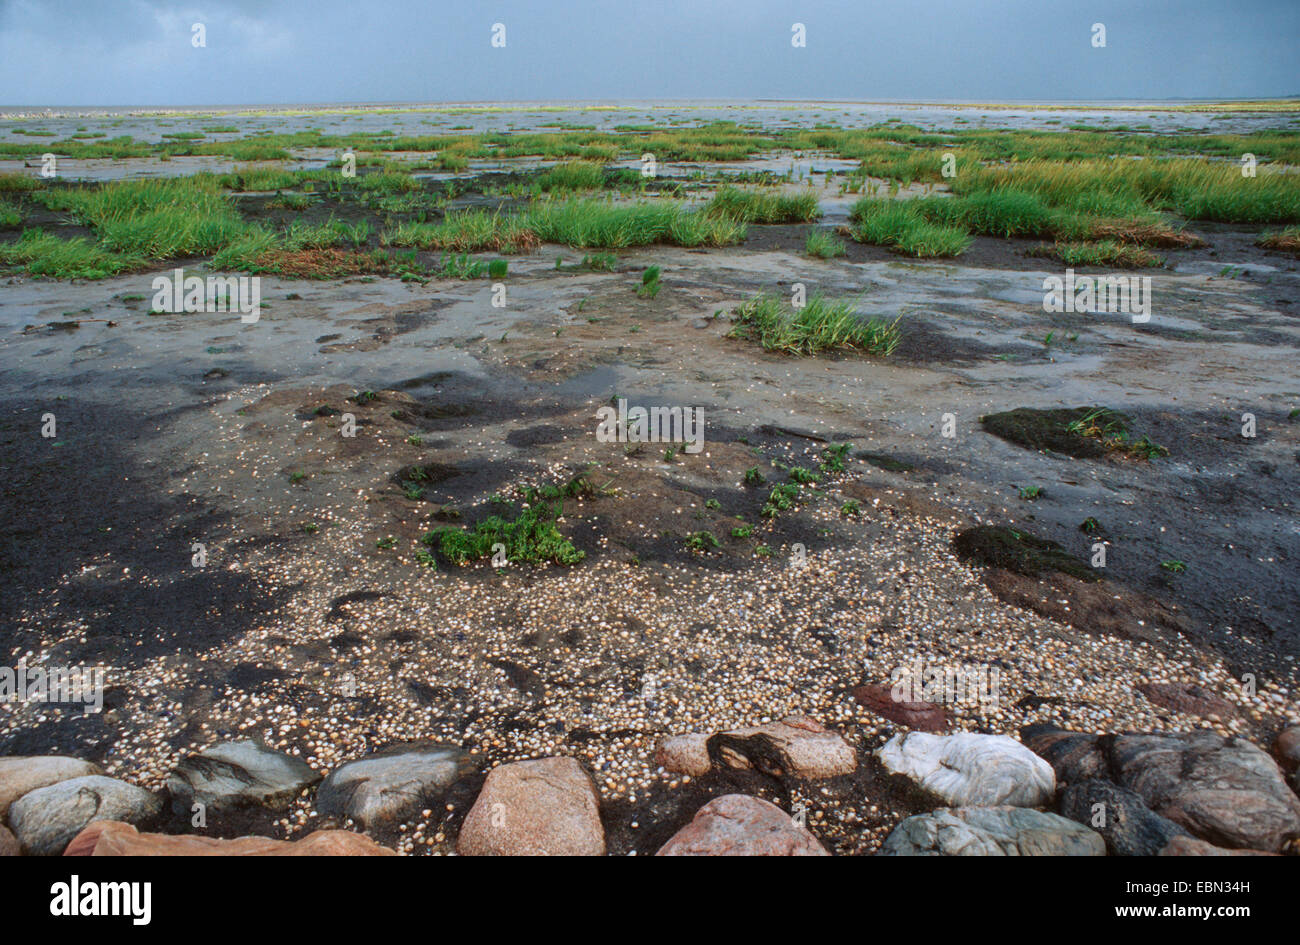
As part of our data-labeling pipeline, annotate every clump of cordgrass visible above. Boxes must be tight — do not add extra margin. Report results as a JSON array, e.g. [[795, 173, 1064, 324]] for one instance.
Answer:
[[537, 160, 608, 192], [0, 174, 42, 193], [1028, 240, 1165, 268], [848, 199, 972, 257], [524, 198, 745, 249], [385, 209, 540, 253], [217, 166, 300, 191], [0, 230, 139, 279], [805, 229, 847, 258], [1257, 226, 1300, 256], [728, 292, 900, 356], [40, 176, 252, 258], [353, 171, 421, 194], [911, 190, 1065, 239], [705, 186, 820, 223], [819, 442, 852, 474]]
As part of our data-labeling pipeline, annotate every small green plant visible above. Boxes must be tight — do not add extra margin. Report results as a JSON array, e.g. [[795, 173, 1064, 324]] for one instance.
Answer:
[[731, 523, 754, 538], [415, 548, 438, 568], [638, 265, 661, 299], [376, 535, 397, 549], [729, 293, 900, 357], [1160, 559, 1187, 574], [704, 498, 721, 510], [805, 229, 847, 258], [1080, 516, 1102, 533], [789, 466, 820, 485], [439, 252, 487, 279], [488, 259, 508, 278], [289, 471, 307, 483], [1018, 485, 1042, 500], [761, 482, 801, 518], [407, 434, 423, 446], [685, 530, 721, 552], [841, 499, 862, 517], [743, 466, 765, 486], [301, 522, 319, 534], [581, 252, 617, 271], [422, 498, 584, 567], [754, 544, 773, 557], [820, 442, 852, 474]]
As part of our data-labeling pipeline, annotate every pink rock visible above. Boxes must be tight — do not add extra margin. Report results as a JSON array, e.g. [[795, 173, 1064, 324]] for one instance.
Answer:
[[1159, 836, 1277, 856], [656, 716, 856, 779], [657, 794, 829, 856], [655, 734, 710, 777], [851, 683, 952, 732], [457, 757, 604, 856], [63, 820, 396, 856], [1137, 682, 1238, 720]]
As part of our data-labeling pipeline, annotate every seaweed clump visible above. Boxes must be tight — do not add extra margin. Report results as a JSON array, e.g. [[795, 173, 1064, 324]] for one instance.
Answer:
[[952, 525, 1099, 582]]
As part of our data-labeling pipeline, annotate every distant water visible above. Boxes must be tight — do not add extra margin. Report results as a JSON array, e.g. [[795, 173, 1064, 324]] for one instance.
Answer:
[[2, 99, 1296, 141]]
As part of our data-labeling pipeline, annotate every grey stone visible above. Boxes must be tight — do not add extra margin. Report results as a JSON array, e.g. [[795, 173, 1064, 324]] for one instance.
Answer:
[[0, 756, 102, 822], [168, 739, 320, 814], [880, 806, 1106, 856], [318, 743, 470, 829], [9, 776, 161, 856]]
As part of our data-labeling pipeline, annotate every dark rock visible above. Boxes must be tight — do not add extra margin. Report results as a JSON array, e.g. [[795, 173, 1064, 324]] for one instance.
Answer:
[[1021, 725, 1109, 784], [1059, 778, 1189, 856]]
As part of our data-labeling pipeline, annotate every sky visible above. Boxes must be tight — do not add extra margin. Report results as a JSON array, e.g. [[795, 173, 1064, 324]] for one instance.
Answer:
[[1, 0, 1296, 106]]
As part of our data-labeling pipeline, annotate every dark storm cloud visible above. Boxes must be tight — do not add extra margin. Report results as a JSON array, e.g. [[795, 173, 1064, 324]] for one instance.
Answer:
[[0, 0, 1295, 105]]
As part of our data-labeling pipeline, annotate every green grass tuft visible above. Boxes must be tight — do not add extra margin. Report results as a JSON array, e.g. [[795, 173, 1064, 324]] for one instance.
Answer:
[[729, 293, 900, 356]]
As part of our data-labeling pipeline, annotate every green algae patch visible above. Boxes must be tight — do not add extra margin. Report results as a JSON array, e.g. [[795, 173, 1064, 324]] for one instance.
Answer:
[[953, 525, 1099, 582], [981, 406, 1167, 460]]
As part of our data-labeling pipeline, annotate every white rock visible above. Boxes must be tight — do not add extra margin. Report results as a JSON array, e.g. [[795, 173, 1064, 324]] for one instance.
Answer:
[[877, 732, 1055, 807]]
